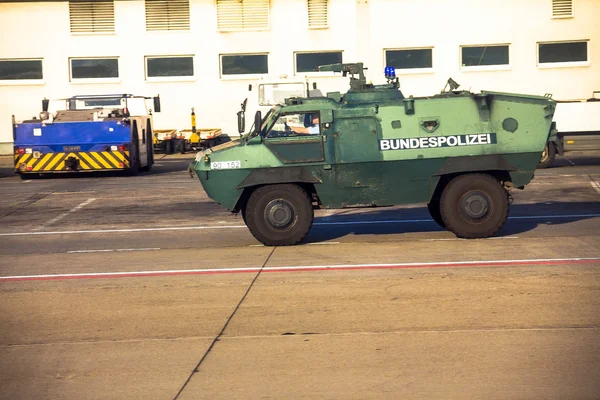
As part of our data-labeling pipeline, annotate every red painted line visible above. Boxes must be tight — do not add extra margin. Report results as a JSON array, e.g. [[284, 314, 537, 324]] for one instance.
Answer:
[[1, 258, 599, 282]]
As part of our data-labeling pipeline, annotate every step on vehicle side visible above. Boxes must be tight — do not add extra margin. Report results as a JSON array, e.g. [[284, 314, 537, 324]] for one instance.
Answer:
[[189, 63, 557, 246], [13, 94, 161, 178]]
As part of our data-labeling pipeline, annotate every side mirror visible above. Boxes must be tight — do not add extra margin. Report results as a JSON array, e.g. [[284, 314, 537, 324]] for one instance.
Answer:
[[42, 98, 49, 112], [254, 111, 262, 135], [241, 97, 248, 112], [153, 96, 161, 113], [237, 110, 245, 134]]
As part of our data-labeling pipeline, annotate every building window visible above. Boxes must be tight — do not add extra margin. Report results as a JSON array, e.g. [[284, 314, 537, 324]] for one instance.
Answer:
[[538, 41, 588, 66], [385, 48, 433, 71], [145, 0, 190, 31], [69, 0, 115, 34], [308, 0, 328, 29], [216, 0, 270, 32], [70, 58, 119, 80], [461, 45, 509, 68], [295, 51, 342, 73], [552, 0, 573, 18], [146, 56, 194, 78], [0, 59, 43, 81], [220, 54, 268, 77]]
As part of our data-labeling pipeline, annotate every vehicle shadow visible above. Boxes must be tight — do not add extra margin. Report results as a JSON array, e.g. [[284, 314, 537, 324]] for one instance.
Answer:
[[302, 201, 600, 243]]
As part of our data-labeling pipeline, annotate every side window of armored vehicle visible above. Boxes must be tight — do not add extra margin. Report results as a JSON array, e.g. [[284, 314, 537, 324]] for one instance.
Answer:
[[266, 112, 321, 138]]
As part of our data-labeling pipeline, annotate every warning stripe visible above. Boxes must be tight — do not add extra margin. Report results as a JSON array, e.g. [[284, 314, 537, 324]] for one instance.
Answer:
[[79, 152, 100, 169], [90, 152, 112, 169], [96, 152, 118, 168], [32, 153, 53, 171], [14, 151, 129, 172], [102, 151, 120, 167], [76, 154, 91, 170], [49, 153, 68, 171]]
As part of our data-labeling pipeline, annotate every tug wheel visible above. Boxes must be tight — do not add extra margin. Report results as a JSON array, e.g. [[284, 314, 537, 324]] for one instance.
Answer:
[[245, 184, 313, 246], [128, 130, 140, 176], [440, 174, 509, 239]]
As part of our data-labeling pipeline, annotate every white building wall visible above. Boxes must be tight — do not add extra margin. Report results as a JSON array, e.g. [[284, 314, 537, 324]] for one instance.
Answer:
[[0, 0, 598, 154]]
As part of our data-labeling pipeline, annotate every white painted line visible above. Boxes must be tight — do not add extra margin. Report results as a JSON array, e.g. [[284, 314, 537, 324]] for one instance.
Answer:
[[32, 198, 96, 231], [2, 257, 599, 282], [1, 213, 598, 237], [51, 191, 97, 195], [422, 237, 519, 242], [590, 181, 600, 195], [508, 214, 600, 220], [67, 247, 160, 254]]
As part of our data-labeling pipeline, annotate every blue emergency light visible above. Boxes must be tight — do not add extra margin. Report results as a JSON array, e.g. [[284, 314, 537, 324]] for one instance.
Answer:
[[384, 66, 396, 79]]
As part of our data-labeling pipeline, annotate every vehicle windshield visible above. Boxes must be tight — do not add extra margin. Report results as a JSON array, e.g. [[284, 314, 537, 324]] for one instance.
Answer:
[[246, 106, 280, 140], [258, 82, 306, 106]]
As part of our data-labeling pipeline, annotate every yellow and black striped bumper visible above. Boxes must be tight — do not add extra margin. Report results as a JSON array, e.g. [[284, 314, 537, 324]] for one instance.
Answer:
[[14, 151, 130, 173]]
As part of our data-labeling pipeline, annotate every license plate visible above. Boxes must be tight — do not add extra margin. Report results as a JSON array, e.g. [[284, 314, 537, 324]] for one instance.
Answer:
[[64, 146, 81, 151], [211, 161, 241, 170]]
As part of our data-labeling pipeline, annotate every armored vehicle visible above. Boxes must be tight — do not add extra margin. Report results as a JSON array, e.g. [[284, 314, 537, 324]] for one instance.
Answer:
[[190, 63, 556, 246]]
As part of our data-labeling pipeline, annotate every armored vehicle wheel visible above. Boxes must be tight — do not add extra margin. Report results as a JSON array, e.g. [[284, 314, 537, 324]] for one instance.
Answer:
[[245, 184, 314, 246], [440, 174, 509, 239], [537, 142, 556, 169], [427, 199, 446, 229]]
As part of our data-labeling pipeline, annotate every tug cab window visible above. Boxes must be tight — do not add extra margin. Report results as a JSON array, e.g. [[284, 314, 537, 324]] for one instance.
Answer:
[[266, 112, 320, 138]]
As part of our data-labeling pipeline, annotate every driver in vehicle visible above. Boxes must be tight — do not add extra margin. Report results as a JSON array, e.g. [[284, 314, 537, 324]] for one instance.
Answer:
[[286, 114, 320, 135]]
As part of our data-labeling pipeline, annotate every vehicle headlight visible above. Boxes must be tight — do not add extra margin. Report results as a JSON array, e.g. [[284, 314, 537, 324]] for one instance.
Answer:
[[194, 148, 212, 162]]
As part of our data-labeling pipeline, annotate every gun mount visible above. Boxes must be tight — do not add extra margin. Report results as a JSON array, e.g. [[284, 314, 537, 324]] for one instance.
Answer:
[[318, 62, 371, 91], [318, 62, 400, 91]]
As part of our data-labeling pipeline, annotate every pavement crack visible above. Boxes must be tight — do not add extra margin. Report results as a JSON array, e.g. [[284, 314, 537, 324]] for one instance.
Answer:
[[0, 192, 51, 220], [172, 246, 277, 400]]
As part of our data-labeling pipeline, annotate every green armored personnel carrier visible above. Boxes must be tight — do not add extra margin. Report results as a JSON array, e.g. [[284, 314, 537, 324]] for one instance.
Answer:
[[190, 63, 556, 246]]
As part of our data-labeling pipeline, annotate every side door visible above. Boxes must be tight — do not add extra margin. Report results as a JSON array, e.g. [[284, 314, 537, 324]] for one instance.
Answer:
[[264, 111, 325, 164], [332, 115, 382, 189]]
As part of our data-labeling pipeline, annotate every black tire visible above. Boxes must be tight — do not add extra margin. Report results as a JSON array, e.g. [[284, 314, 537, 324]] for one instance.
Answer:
[[140, 128, 153, 173], [537, 142, 556, 169], [241, 205, 248, 225], [146, 122, 154, 165], [128, 129, 140, 176], [245, 184, 313, 246], [427, 198, 446, 229], [440, 174, 509, 239]]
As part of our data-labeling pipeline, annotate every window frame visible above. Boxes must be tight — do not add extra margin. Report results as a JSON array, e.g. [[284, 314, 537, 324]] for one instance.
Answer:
[[144, 55, 196, 82], [459, 44, 511, 72], [383, 47, 435, 75], [294, 50, 343, 77], [0, 58, 45, 86], [536, 40, 590, 69], [69, 57, 120, 84], [219, 53, 269, 80]]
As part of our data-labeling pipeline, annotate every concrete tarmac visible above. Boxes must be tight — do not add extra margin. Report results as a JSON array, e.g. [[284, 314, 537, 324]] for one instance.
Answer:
[[0, 152, 599, 399]]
